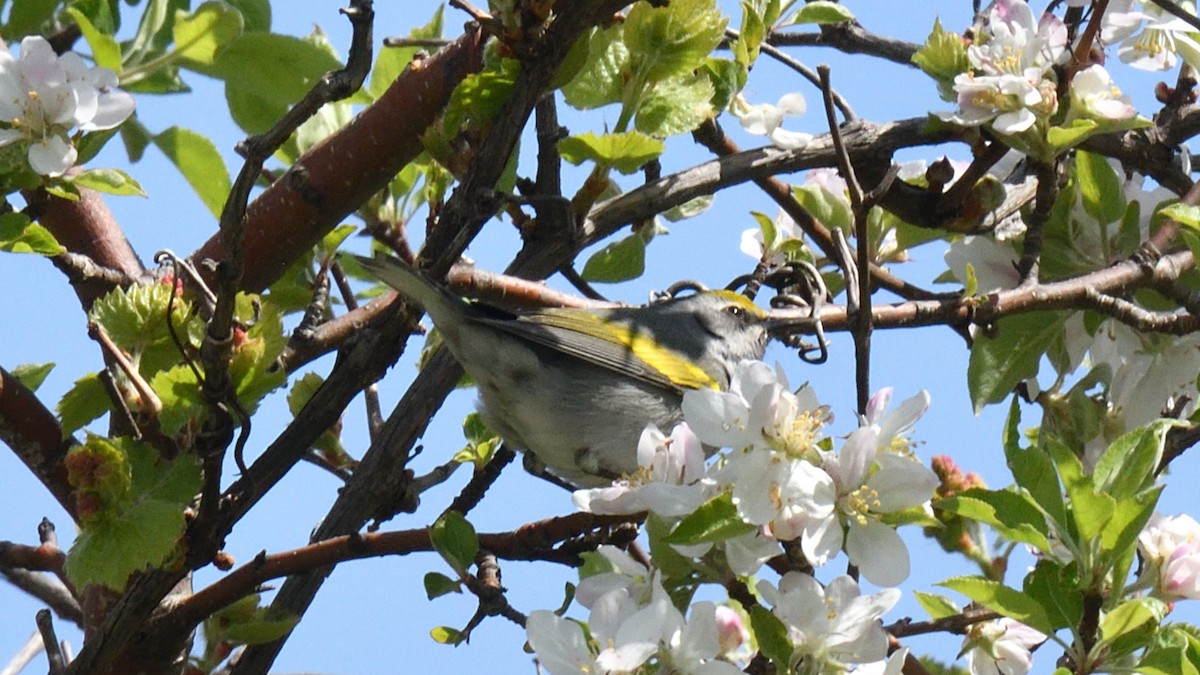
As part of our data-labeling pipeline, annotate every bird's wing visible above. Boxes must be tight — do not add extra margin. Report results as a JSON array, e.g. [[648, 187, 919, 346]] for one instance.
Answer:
[[472, 308, 717, 393]]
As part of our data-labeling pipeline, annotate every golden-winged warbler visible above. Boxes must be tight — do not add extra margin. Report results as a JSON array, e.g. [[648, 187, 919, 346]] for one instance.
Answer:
[[355, 252, 803, 488]]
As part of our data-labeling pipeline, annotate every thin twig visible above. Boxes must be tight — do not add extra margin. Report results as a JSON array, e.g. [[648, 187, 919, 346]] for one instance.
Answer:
[[818, 64, 873, 414], [36, 610, 65, 675], [724, 28, 855, 121], [331, 261, 384, 439]]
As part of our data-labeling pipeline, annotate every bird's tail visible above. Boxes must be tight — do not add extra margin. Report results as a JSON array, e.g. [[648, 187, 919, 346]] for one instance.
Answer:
[[350, 253, 459, 320]]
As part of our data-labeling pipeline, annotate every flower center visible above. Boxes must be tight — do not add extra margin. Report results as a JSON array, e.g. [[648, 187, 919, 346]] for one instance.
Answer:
[[767, 410, 824, 461]]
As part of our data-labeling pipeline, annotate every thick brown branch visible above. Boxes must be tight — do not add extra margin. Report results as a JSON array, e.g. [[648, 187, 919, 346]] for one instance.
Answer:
[[25, 181, 144, 310], [0, 367, 76, 519], [188, 27, 487, 293]]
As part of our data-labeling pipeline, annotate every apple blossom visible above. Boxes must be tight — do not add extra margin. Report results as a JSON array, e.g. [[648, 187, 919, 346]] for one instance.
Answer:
[[682, 360, 827, 456], [756, 573, 900, 672], [573, 423, 712, 518], [575, 544, 653, 609], [1102, 0, 1200, 72], [526, 611, 603, 675], [1067, 65, 1136, 122], [734, 92, 812, 150], [0, 36, 134, 176], [937, 0, 1067, 135], [1138, 512, 1200, 600], [961, 618, 1046, 675]]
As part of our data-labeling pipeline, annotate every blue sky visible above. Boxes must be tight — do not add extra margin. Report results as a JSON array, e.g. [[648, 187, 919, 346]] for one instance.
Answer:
[[1, 1, 1196, 673]]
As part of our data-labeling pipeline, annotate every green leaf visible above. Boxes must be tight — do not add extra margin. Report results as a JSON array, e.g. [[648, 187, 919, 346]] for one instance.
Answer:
[[1047, 118, 1099, 153], [454, 412, 500, 469], [227, 296, 287, 412], [939, 576, 1054, 634], [430, 626, 465, 645], [662, 195, 714, 222], [967, 311, 1069, 413], [734, 1, 765, 66], [700, 57, 746, 112], [6, 0, 57, 38], [1093, 420, 1171, 501], [625, 0, 727, 83], [963, 262, 979, 297], [1044, 440, 1114, 543], [10, 362, 54, 392], [225, 0, 270, 32], [1003, 399, 1067, 529], [205, 595, 299, 647], [173, 2, 244, 66], [119, 119, 154, 162], [912, 18, 968, 87], [76, 127, 122, 166], [423, 571, 462, 600], [151, 365, 203, 436], [665, 492, 756, 545], [194, 33, 342, 134], [1139, 626, 1200, 675], [1159, 201, 1200, 231], [1101, 485, 1162, 558], [561, 25, 627, 109], [153, 126, 231, 219], [636, 73, 715, 138], [64, 438, 202, 590], [580, 234, 646, 283], [368, 6, 442, 100], [558, 131, 664, 174], [749, 605, 792, 672], [126, 0, 187, 67], [429, 511, 478, 577], [58, 372, 110, 435], [914, 591, 961, 620], [439, 58, 519, 137], [70, 168, 147, 197], [936, 488, 1049, 552], [65, 7, 123, 71], [1101, 597, 1168, 658], [788, 1, 855, 24], [1076, 149, 1125, 225], [89, 282, 199, 377], [1023, 560, 1082, 630], [794, 182, 853, 233], [0, 213, 62, 255]]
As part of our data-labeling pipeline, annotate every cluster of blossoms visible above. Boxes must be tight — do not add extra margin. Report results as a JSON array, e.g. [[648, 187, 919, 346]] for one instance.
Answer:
[[527, 546, 748, 675], [939, 0, 1068, 133], [532, 362, 941, 673], [930, 0, 1136, 136], [577, 361, 939, 587], [0, 36, 134, 176]]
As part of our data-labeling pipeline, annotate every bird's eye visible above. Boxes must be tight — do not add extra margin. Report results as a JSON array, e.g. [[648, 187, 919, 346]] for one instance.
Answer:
[[725, 305, 745, 318]]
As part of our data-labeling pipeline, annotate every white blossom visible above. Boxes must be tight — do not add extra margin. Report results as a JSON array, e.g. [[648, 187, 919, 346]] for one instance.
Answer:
[[962, 618, 1046, 675], [757, 573, 900, 671], [573, 423, 712, 518], [0, 36, 134, 176], [1102, 0, 1200, 71], [1068, 65, 1136, 121], [734, 92, 812, 150], [1138, 512, 1200, 600]]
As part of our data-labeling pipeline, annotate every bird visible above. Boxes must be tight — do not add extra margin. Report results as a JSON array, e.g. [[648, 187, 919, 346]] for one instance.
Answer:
[[354, 252, 807, 487]]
